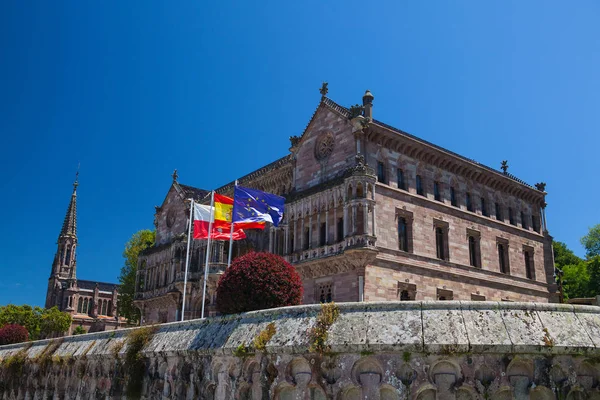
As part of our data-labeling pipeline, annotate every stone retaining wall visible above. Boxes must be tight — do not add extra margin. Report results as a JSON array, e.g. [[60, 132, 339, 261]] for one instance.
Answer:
[[1, 301, 600, 399]]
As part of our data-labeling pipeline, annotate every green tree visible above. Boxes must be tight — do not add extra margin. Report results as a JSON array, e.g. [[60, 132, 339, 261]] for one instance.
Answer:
[[118, 229, 156, 323], [72, 325, 86, 335], [587, 256, 600, 296], [562, 262, 591, 300], [553, 241, 583, 268], [0, 305, 72, 340], [581, 224, 600, 259], [40, 306, 72, 338]]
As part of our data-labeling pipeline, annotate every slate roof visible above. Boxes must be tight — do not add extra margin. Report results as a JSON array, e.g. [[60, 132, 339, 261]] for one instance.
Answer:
[[78, 280, 118, 292], [177, 183, 210, 201], [320, 97, 537, 190]]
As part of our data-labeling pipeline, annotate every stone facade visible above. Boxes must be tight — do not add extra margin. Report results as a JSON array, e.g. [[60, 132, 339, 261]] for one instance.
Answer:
[[134, 88, 556, 324], [2, 302, 600, 399], [45, 176, 124, 334]]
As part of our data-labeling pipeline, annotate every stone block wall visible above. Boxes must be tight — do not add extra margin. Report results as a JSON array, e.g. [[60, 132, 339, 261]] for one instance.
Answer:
[[2, 301, 600, 399]]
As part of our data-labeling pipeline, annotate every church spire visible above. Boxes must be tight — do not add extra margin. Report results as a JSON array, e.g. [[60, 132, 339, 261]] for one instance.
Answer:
[[51, 171, 79, 278], [60, 171, 78, 238]]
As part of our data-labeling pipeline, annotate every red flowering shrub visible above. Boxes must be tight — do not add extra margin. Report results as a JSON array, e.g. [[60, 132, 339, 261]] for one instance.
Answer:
[[0, 324, 29, 345], [217, 252, 303, 314]]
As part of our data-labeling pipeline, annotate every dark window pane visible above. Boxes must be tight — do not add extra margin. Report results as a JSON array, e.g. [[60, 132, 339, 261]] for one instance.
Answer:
[[377, 162, 386, 184], [498, 244, 507, 273], [481, 197, 488, 216], [450, 187, 457, 206], [397, 169, 405, 190], [469, 236, 477, 267], [521, 212, 528, 229], [337, 218, 344, 240], [434, 182, 441, 201], [436, 227, 444, 260], [416, 175, 424, 196], [400, 290, 410, 301], [525, 250, 533, 279], [495, 203, 502, 221], [320, 223, 326, 246], [466, 193, 473, 212], [398, 217, 408, 251], [509, 207, 516, 225]]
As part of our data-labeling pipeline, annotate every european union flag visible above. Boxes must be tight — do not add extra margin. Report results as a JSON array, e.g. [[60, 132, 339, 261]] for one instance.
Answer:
[[232, 186, 285, 227]]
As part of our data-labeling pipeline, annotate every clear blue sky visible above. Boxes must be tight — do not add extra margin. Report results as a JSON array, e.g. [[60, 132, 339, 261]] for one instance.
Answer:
[[1, 2, 598, 307]]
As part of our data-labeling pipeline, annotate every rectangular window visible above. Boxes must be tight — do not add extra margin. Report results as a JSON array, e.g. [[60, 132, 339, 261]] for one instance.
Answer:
[[481, 197, 488, 217], [509, 207, 516, 225], [450, 187, 457, 206], [471, 293, 486, 301], [398, 217, 408, 251], [466, 193, 473, 212], [495, 203, 502, 221], [532, 215, 541, 233], [468, 232, 481, 268], [377, 162, 387, 184], [337, 218, 344, 241], [434, 224, 449, 261], [521, 212, 528, 230], [397, 169, 405, 190], [497, 241, 510, 274], [319, 223, 326, 247], [316, 282, 333, 303], [524, 247, 535, 279], [304, 228, 310, 250], [416, 175, 424, 196], [437, 288, 454, 300], [398, 282, 417, 301], [434, 181, 441, 201]]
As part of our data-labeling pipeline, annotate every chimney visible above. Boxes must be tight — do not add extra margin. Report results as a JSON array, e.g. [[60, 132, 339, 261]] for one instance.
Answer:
[[362, 90, 374, 120]]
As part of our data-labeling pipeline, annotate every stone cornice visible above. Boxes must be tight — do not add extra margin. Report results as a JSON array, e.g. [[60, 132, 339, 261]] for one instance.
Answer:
[[366, 122, 545, 205]]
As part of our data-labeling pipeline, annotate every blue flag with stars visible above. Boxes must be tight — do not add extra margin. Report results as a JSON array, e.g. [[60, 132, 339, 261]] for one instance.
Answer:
[[232, 186, 285, 227]]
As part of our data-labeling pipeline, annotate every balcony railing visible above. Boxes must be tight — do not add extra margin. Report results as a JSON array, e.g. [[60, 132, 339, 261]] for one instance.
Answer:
[[287, 233, 376, 264]]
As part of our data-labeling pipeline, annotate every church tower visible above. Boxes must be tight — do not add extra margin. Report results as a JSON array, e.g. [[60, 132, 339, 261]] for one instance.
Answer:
[[45, 173, 79, 309]]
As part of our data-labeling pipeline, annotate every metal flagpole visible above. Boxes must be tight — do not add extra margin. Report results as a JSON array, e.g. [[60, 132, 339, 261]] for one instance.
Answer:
[[226, 180, 238, 269], [201, 191, 215, 319], [181, 198, 194, 322]]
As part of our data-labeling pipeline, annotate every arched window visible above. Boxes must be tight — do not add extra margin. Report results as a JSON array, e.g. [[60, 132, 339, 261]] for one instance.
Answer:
[[77, 298, 82, 313], [88, 299, 93, 314], [450, 187, 457, 206], [356, 183, 364, 198], [108, 300, 112, 316], [83, 298, 88, 314], [102, 300, 108, 316], [466, 193, 473, 212], [347, 185, 353, 200], [65, 246, 71, 266]]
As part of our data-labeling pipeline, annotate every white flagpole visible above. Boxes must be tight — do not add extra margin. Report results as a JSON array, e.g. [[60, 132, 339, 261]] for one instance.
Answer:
[[201, 191, 215, 319], [226, 180, 238, 269], [181, 198, 194, 322]]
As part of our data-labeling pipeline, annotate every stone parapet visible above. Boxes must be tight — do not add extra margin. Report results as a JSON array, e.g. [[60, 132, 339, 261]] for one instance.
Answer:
[[1, 301, 600, 399]]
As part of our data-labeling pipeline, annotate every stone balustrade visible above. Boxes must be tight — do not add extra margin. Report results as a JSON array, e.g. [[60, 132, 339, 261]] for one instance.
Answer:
[[1, 301, 600, 399]]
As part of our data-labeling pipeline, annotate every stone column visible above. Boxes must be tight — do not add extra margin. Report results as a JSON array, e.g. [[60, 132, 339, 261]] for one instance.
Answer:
[[325, 208, 329, 245], [308, 214, 313, 249], [363, 201, 368, 235], [301, 217, 305, 250], [317, 210, 321, 246], [343, 205, 348, 238], [284, 224, 289, 255], [333, 206, 337, 243], [292, 220, 296, 252], [352, 204, 357, 235]]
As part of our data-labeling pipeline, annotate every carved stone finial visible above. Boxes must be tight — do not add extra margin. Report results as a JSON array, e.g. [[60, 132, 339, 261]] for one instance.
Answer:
[[535, 182, 546, 192], [348, 104, 364, 119], [172, 169, 178, 182], [501, 160, 509, 174], [320, 82, 328, 97], [355, 153, 365, 167], [289, 135, 301, 147], [73, 164, 80, 189]]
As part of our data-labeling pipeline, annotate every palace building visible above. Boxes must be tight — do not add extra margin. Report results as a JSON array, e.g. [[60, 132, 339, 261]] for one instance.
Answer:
[[45, 176, 124, 334], [134, 86, 557, 324]]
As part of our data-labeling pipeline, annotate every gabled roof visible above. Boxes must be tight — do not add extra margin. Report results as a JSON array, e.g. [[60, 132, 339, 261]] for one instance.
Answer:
[[176, 183, 210, 201], [78, 280, 118, 292], [316, 96, 538, 191]]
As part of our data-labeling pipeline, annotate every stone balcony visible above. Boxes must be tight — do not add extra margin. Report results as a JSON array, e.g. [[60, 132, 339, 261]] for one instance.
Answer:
[[287, 233, 377, 264], [134, 262, 227, 301]]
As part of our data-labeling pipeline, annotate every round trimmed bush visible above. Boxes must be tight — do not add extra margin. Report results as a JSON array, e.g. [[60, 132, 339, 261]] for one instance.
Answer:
[[216, 252, 303, 314], [0, 324, 29, 345]]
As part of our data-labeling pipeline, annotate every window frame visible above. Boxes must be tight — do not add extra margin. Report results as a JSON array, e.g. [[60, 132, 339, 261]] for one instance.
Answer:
[[497, 238, 510, 274], [523, 245, 535, 280], [416, 175, 424, 196], [397, 168, 405, 190], [433, 219, 450, 261], [377, 161, 387, 184], [450, 187, 457, 207], [434, 181, 441, 201], [467, 229, 481, 268], [396, 209, 414, 253]]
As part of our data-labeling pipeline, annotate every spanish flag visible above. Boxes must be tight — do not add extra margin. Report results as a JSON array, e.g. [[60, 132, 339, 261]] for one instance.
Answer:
[[193, 194, 246, 240]]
